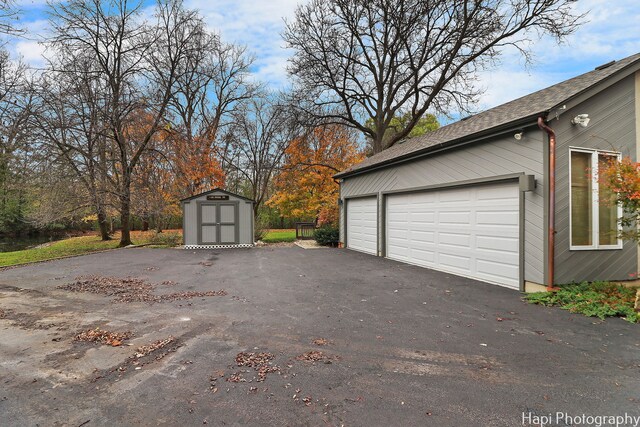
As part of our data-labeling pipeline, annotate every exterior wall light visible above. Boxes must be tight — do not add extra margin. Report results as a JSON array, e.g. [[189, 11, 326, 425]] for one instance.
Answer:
[[571, 114, 590, 128]]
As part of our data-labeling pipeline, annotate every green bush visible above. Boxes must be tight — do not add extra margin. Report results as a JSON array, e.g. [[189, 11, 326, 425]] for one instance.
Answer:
[[525, 281, 639, 323], [314, 226, 339, 247], [148, 232, 182, 247]]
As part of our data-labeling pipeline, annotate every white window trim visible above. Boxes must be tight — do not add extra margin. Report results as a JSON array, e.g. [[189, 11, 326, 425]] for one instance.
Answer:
[[569, 147, 623, 251]]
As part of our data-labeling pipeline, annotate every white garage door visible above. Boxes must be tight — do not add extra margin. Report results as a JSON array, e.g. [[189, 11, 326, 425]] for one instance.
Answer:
[[386, 182, 520, 289], [346, 197, 378, 255]]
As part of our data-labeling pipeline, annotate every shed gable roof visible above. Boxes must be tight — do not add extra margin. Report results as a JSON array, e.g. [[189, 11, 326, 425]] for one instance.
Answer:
[[335, 52, 640, 179], [180, 188, 254, 203]]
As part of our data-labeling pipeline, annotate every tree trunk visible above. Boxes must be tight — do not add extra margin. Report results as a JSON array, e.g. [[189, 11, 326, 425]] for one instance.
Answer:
[[97, 211, 110, 241], [119, 184, 133, 247], [142, 218, 149, 232]]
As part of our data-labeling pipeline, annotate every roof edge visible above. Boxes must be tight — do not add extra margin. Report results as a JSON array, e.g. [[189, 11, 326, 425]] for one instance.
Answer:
[[180, 188, 255, 203], [336, 53, 640, 180], [334, 114, 542, 179]]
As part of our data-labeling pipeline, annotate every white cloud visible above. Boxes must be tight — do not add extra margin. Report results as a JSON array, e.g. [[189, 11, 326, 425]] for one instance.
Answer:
[[475, 0, 640, 109], [6, 0, 640, 108], [185, 0, 302, 89], [13, 39, 45, 64]]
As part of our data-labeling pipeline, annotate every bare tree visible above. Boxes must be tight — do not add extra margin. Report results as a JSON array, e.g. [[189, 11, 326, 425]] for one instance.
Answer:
[[0, 0, 23, 36], [34, 53, 114, 240], [167, 30, 256, 196], [221, 93, 298, 217], [49, 0, 206, 246], [284, 0, 584, 154], [0, 50, 34, 233]]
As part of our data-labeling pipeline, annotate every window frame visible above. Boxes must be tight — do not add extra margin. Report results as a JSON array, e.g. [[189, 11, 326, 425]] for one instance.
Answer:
[[568, 147, 623, 251]]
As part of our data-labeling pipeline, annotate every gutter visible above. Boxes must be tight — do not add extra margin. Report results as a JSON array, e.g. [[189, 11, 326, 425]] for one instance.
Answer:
[[537, 116, 557, 291]]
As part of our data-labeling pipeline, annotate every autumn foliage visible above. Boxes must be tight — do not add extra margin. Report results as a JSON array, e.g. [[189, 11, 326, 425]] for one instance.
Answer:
[[169, 133, 225, 197], [128, 110, 226, 229], [268, 125, 364, 226], [599, 156, 640, 240]]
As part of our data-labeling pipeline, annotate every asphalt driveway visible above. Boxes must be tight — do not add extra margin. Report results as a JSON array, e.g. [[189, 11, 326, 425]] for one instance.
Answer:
[[0, 246, 638, 426]]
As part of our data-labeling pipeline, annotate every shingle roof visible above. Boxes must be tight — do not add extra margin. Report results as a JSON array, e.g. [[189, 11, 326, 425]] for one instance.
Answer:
[[335, 52, 640, 178]]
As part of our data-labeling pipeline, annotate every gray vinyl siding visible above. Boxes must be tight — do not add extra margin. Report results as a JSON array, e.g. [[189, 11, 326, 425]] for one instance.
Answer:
[[183, 201, 198, 244], [340, 129, 545, 284], [182, 191, 254, 246], [553, 75, 638, 284]]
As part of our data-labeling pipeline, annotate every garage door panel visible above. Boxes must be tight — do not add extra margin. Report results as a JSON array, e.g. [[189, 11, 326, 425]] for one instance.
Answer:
[[477, 211, 518, 225], [346, 197, 378, 255], [476, 260, 519, 281], [409, 248, 436, 263], [439, 232, 471, 248], [476, 235, 518, 253], [438, 211, 471, 225], [386, 182, 519, 289], [439, 189, 471, 202]]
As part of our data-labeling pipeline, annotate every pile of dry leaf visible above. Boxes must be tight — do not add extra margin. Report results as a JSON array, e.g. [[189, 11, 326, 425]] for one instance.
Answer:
[[230, 351, 281, 382], [74, 328, 133, 347], [296, 350, 331, 362], [58, 275, 226, 303], [134, 336, 176, 358]]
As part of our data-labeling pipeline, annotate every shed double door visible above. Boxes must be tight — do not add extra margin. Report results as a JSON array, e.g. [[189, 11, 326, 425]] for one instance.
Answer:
[[198, 202, 239, 245]]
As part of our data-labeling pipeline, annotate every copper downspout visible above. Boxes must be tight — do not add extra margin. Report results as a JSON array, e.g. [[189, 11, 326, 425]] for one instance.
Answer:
[[537, 116, 556, 291]]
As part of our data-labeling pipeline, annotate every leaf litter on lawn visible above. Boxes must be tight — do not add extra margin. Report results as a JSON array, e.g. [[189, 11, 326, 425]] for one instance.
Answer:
[[57, 275, 226, 303]]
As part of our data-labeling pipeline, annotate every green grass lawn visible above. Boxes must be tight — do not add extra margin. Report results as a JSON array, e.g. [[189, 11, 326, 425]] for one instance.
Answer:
[[0, 230, 182, 268], [261, 229, 297, 243]]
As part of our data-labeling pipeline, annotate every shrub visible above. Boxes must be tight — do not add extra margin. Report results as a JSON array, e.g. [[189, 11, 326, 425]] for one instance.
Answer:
[[525, 281, 639, 323], [148, 231, 181, 247], [314, 226, 339, 247]]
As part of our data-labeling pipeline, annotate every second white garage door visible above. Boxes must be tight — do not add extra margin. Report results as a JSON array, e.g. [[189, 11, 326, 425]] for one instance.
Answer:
[[346, 197, 378, 255], [386, 182, 520, 289]]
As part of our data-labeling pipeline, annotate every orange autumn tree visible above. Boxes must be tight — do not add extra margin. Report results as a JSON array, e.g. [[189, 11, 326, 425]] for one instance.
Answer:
[[169, 131, 225, 198], [268, 125, 364, 225], [125, 110, 180, 231], [599, 156, 640, 241], [126, 110, 226, 230]]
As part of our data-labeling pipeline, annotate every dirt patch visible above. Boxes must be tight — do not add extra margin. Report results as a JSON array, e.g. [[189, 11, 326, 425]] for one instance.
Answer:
[[58, 275, 226, 303], [93, 336, 179, 382], [74, 328, 133, 347], [0, 309, 60, 330], [312, 338, 329, 346]]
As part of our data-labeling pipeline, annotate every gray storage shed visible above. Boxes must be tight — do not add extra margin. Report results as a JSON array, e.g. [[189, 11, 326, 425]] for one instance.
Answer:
[[181, 189, 254, 248]]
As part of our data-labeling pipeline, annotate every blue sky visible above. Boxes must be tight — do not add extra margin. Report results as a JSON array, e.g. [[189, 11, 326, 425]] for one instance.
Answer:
[[8, 0, 640, 112]]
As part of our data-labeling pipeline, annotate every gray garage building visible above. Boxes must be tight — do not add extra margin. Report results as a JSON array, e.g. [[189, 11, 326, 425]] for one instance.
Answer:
[[181, 189, 254, 248], [335, 53, 640, 292]]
